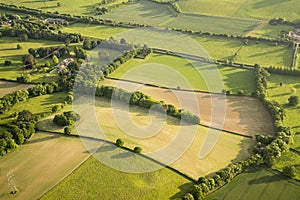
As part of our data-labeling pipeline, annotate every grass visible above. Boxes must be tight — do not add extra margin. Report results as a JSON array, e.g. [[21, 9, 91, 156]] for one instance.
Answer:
[[109, 53, 256, 94], [41, 156, 192, 200], [164, 13, 260, 35], [248, 24, 295, 40], [272, 151, 300, 180], [0, 92, 68, 124], [0, 80, 34, 97], [0, 36, 63, 81], [206, 167, 300, 200], [100, 0, 177, 26], [176, 0, 300, 21], [60, 23, 129, 39], [0, 131, 89, 200], [1, 0, 127, 16], [267, 74, 300, 149]]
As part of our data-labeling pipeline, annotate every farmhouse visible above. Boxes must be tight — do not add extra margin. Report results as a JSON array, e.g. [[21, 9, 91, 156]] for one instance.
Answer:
[[289, 29, 300, 42], [50, 58, 74, 73], [44, 18, 66, 24]]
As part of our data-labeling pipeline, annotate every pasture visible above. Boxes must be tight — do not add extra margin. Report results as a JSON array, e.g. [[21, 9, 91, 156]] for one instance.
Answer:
[[42, 156, 191, 200], [0, 92, 68, 124], [164, 13, 260, 35], [0, 81, 34, 97], [109, 53, 256, 94], [0, 37, 63, 81], [176, 0, 300, 21], [100, 79, 274, 137], [0, 0, 126, 16], [206, 167, 300, 200], [267, 74, 300, 149], [99, 0, 177, 26], [0, 131, 89, 200], [272, 151, 300, 180], [247, 24, 295, 40], [60, 23, 129, 39]]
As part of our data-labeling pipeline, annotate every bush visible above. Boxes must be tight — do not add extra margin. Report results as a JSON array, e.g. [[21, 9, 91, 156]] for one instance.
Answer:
[[282, 165, 297, 178], [133, 146, 142, 153], [4, 60, 12, 66], [17, 44, 22, 49], [52, 105, 62, 113], [116, 138, 124, 147], [288, 95, 299, 106], [237, 90, 244, 96], [64, 126, 71, 135]]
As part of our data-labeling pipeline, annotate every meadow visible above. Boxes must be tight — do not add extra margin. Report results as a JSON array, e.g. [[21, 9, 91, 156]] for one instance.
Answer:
[[42, 156, 192, 200], [99, 0, 177, 26], [0, 92, 68, 124], [247, 24, 295, 40], [0, 37, 63, 81], [176, 0, 300, 21], [0, 81, 34, 97], [109, 53, 256, 94], [0, 131, 89, 200], [61, 23, 129, 40], [272, 151, 300, 180], [206, 167, 300, 200], [267, 74, 300, 149], [164, 13, 260, 35]]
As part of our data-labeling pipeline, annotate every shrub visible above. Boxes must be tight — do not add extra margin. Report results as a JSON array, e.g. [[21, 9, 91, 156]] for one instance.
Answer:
[[116, 138, 124, 147], [64, 126, 71, 134], [4, 60, 12, 66], [282, 165, 297, 178], [237, 90, 244, 96], [17, 44, 22, 49], [133, 146, 142, 153], [288, 95, 299, 106]]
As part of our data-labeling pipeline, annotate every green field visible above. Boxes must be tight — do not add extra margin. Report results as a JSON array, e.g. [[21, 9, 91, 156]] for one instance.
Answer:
[[267, 74, 300, 149], [272, 151, 300, 180], [1, 0, 126, 16], [0, 132, 89, 200], [109, 53, 256, 94], [206, 167, 300, 200], [100, 0, 176, 26], [61, 23, 129, 39], [164, 13, 260, 35], [42, 156, 192, 200], [0, 37, 63, 81], [176, 0, 300, 21], [0, 92, 67, 124], [248, 23, 295, 40]]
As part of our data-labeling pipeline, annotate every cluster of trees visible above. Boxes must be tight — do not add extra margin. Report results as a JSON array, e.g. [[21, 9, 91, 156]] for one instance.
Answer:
[[28, 46, 70, 59], [185, 154, 263, 199], [0, 110, 36, 156], [288, 95, 299, 106], [96, 85, 200, 124], [269, 18, 295, 26], [267, 66, 300, 77], [53, 111, 80, 126]]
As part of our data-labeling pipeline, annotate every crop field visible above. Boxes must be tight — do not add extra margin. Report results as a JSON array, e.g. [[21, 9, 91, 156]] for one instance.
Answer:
[[0, 81, 34, 97], [100, 79, 273, 136], [0, 131, 89, 200], [267, 74, 300, 149], [164, 14, 260, 35], [60, 23, 129, 40], [109, 53, 256, 94], [42, 156, 191, 200], [176, 0, 300, 21], [206, 167, 300, 200], [99, 0, 176, 26], [0, 92, 67, 124]]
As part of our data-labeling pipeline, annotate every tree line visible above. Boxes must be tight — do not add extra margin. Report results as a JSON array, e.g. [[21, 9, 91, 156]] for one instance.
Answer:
[[95, 85, 200, 124]]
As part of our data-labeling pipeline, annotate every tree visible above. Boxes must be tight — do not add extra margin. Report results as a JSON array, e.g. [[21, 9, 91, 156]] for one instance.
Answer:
[[23, 54, 36, 69], [17, 110, 35, 122], [133, 146, 142, 153], [64, 126, 71, 135], [183, 193, 194, 200], [283, 165, 297, 178], [57, 2, 61, 7], [19, 34, 28, 42], [52, 55, 59, 65], [4, 60, 12, 66], [288, 95, 299, 106], [116, 138, 124, 147], [17, 44, 22, 49]]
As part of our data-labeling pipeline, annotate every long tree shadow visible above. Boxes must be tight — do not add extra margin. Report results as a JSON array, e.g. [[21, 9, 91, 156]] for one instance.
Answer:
[[248, 173, 288, 185], [170, 182, 195, 199], [252, 0, 288, 9]]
